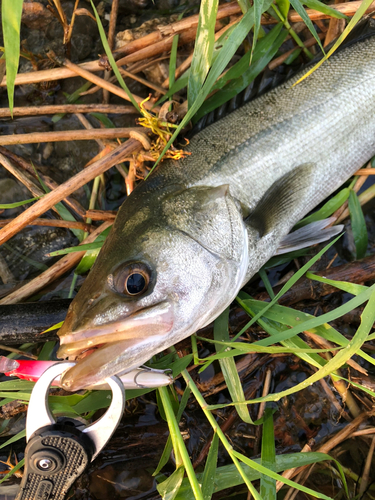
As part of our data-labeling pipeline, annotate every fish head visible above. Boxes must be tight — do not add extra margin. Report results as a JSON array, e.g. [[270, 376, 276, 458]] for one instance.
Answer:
[[57, 183, 248, 390]]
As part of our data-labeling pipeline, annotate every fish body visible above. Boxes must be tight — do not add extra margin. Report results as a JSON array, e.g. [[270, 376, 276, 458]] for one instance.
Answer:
[[57, 31, 375, 390]]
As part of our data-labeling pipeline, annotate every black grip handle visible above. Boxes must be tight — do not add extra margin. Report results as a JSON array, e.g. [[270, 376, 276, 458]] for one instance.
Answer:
[[16, 423, 94, 500]]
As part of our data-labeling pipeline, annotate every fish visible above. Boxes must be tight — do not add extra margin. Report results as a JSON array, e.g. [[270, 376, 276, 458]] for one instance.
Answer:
[[57, 23, 375, 391]]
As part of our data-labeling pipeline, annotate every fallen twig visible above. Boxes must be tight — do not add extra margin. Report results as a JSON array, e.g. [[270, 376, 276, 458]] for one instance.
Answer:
[[3, 1, 373, 89], [0, 219, 93, 232], [0, 139, 142, 246], [0, 146, 86, 219], [0, 221, 112, 305], [0, 104, 136, 118], [0, 127, 145, 146]]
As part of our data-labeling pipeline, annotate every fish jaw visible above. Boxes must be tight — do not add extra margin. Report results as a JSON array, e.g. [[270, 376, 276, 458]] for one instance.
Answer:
[[56, 183, 248, 391], [56, 300, 174, 390]]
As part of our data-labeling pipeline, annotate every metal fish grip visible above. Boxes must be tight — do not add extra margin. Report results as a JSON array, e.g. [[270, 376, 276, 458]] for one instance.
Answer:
[[16, 362, 125, 500]]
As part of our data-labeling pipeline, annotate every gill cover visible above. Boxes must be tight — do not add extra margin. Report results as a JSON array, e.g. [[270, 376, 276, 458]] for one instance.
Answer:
[[57, 184, 248, 390]]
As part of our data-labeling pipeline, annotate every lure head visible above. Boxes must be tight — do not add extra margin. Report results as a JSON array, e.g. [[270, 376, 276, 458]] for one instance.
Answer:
[[57, 182, 248, 391]]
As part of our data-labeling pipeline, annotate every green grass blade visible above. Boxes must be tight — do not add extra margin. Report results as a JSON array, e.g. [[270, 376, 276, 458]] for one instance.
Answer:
[[233, 235, 341, 341], [0, 197, 39, 209], [193, 22, 286, 122], [251, 284, 375, 346], [260, 408, 276, 499], [0, 429, 26, 451], [0, 458, 25, 484], [348, 189, 368, 259], [148, 6, 256, 175], [2, 0, 23, 116], [157, 466, 185, 500], [201, 433, 219, 500], [294, 0, 375, 85], [158, 386, 203, 500], [233, 450, 333, 500], [302, 0, 348, 19], [289, 0, 325, 54], [276, 0, 290, 18], [295, 187, 350, 228], [176, 452, 341, 499], [90, 0, 140, 114], [154, 386, 191, 476], [188, 0, 219, 107], [306, 271, 367, 296], [240, 296, 375, 367], [259, 268, 275, 299], [214, 308, 252, 423], [168, 13, 184, 90], [210, 287, 375, 406]]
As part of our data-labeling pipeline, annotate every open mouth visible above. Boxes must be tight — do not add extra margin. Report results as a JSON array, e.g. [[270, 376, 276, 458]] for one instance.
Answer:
[[56, 301, 174, 391]]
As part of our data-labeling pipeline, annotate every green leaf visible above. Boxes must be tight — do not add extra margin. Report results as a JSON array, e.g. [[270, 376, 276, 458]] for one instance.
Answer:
[[176, 452, 339, 499], [348, 189, 368, 259], [251, 283, 375, 346], [306, 271, 367, 296], [188, 0, 219, 107], [289, 0, 325, 55], [302, 0, 348, 19], [214, 308, 252, 423], [148, 6, 256, 176], [260, 409, 276, 499], [0, 197, 39, 209], [234, 235, 341, 341], [202, 433, 219, 500], [157, 467, 185, 500], [1, 0, 23, 115], [211, 286, 375, 406], [233, 450, 332, 499], [0, 429, 26, 451], [193, 21, 286, 122], [90, 1, 141, 114], [276, 0, 290, 18]]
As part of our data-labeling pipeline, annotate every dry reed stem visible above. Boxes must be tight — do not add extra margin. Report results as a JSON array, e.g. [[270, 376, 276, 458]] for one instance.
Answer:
[[3, 1, 373, 89], [318, 377, 351, 421], [103, 0, 119, 104], [75, 112, 105, 149], [119, 68, 166, 95], [85, 209, 117, 221], [0, 221, 112, 305], [0, 219, 93, 231], [0, 139, 142, 246], [0, 127, 145, 146], [0, 147, 86, 219], [0, 153, 46, 199], [352, 428, 375, 436], [324, 0, 347, 47], [256, 369, 272, 420], [63, 58, 158, 112], [355, 168, 375, 175], [0, 104, 136, 118], [358, 435, 375, 496]]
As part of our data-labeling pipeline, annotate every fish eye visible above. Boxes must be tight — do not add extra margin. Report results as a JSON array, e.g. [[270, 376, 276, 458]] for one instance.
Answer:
[[125, 270, 148, 295], [112, 263, 151, 297]]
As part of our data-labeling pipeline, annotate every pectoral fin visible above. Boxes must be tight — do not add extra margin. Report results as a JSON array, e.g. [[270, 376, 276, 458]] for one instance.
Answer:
[[246, 163, 316, 235], [275, 217, 343, 255]]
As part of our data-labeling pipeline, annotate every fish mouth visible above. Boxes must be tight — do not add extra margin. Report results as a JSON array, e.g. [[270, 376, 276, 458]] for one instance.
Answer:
[[56, 301, 174, 391]]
